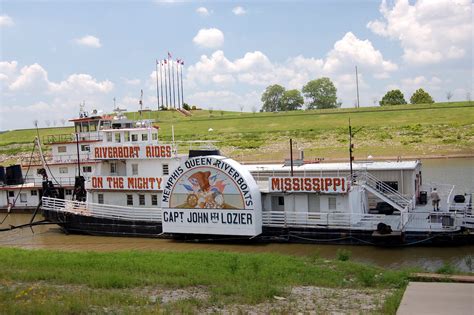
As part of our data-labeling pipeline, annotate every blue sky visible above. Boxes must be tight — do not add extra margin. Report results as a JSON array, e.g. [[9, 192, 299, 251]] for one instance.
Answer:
[[1, 0, 472, 130]]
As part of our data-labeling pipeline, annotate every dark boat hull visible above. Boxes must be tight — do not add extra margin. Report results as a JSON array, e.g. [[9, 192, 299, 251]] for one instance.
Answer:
[[43, 209, 474, 246]]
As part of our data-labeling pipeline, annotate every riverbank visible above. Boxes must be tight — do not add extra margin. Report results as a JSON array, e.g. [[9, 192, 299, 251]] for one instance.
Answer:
[[0, 247, 409, 314], [1, 101, 473, 165]]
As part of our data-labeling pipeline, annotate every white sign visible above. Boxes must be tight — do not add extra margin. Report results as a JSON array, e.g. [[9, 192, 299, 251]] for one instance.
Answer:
[[86, 176, 165, 190], [93, 144, 173, 160], [162, 156, 262, 236], [269, 176, 348, 193]]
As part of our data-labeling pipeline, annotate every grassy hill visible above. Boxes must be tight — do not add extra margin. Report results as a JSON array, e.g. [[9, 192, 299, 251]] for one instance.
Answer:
[[1, 101, 473, 163]]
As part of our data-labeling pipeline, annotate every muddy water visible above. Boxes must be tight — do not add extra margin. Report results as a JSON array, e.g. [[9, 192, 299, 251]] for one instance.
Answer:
[[1, 213, 473, 272], [0, 158, 473, 272]]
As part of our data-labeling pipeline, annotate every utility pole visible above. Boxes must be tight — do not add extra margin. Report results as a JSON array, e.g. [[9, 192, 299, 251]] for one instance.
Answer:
[[349, 118, 354, 181], [355, 66, 360, 108]]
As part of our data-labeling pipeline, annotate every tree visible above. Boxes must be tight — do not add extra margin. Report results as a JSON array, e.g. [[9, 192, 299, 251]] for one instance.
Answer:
[[379, 89, 407, 106], [446, 91, 453, 102], [281, 89, 304, 111], [182, 103, 191, 111], [410, 88, 434, 104], [302, 77, 338, 109], [261, 84, 285, 112]]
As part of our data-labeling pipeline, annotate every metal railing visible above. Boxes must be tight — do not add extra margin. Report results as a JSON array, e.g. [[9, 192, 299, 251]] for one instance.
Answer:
[[43, 133, 102, 144], [23, 176, 78, 186], [262, 211, 403, 230], [355, 171, 414, 211], [42, 197, 161, 222]]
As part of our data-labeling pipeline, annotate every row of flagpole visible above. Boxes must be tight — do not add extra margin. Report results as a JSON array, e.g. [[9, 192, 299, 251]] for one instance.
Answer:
[[156, 52, 184, 110]]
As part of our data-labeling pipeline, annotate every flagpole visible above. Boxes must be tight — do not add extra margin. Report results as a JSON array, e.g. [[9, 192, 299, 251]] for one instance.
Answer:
[[171, 58, 176, 109], [159, 61, 164, 109], [155, 60, 160, 110], [167, 54, 172, 109], [176, 60, 181, 109], [164, 59, 169, 108], [180, 60, 184, 108]]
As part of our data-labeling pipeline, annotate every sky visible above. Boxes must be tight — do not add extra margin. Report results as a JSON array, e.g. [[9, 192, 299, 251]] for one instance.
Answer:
[[0, 0, 472, 130]]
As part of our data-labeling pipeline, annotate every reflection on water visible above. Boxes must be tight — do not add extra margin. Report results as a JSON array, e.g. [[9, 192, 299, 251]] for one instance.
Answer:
[[1, 213, 472, 272]]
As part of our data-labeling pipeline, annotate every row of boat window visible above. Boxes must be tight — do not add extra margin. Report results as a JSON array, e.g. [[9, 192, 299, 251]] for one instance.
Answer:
[[105, 132, 158, 143], [95, 193, 159, 206]]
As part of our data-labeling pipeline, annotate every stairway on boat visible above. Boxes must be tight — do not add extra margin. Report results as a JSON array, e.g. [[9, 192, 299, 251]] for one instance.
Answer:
[[355, 171, 414, 212]]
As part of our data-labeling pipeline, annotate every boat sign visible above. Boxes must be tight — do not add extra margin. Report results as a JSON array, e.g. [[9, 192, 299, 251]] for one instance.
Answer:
[[269, 176, 348, 193], [86, 176, 165, 191], [93, 144, 173, 159], [162, 156, 262, 236]]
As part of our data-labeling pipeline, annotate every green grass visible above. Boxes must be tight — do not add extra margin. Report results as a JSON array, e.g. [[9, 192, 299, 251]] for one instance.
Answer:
[[0, 248, 411, 314], [1, 102, 473, 162]]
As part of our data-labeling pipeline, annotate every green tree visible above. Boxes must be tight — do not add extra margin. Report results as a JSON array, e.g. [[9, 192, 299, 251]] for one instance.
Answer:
[[261, 84, 285, 112], [380, 89, 407, 106], [281, 89, 304, 111], [410, 88, 434, 104], [302, 77, 338, 109]]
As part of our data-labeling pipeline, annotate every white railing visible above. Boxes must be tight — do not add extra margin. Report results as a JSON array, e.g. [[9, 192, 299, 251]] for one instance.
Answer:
[[24, 176, 77, 186], [355, 171, 414, 211], [262, 211, 402, 231], [42, 197, 161, 222]]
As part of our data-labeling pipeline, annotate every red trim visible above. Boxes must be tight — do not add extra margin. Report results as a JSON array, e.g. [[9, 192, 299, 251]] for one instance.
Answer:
[[24, 161, 100, 167], [68, 116, 104, 122], [0, 185, 74, 190]]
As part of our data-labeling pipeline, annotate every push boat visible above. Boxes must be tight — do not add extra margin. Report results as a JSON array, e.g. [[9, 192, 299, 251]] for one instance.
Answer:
[[2, 108, 473, 246]]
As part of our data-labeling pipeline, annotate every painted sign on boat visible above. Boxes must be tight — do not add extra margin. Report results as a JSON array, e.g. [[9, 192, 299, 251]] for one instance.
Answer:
[[269, 176, 348, 193], [162, 155, 262, 236]]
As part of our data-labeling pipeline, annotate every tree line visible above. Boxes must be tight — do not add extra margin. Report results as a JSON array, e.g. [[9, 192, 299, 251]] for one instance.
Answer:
[[261, 77, 442, 111], [261, 77, 339, 112], [379, 88, 435, 106]]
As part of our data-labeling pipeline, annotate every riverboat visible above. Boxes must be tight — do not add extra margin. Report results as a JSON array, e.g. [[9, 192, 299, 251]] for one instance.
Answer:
[[43, 114, 474, 245], [2, 107, 473, 246]]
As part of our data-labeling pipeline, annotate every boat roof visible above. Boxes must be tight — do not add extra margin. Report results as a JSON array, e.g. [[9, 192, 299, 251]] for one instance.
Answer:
[[244, 160, 421, 172]]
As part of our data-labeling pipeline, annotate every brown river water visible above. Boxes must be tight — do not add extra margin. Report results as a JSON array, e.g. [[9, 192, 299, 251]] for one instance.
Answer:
[[0, 158, 473, 272]]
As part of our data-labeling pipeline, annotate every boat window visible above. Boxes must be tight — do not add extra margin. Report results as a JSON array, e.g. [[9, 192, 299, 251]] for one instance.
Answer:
[[132, 164, 138, 175], [328, 197, 337, 210], [124, 131, 130, 142], [31, 190, 38, 196], [65, 189, 72, 195], [162, 164, 169, 175], [131, 134, 138, 142], [142, 133, 148, 141], [81, 144, 90, 152], [8, 191, 14, 197], [106, 133, 112, 142], [90, 123, 97, 132], [151, 194, 158, 206], [115, 132, 121, 143], [278, 196, 285, 206], [98, 194, 104, 204], [83, 166, 92, 173], [20, 193, 27, 202], [110, 163, 117, 174], [58, 146, 67, 153], [152, 133, 158, 140], [59, 167, 68, 174], [127, 194, 133, 206], [139, 194, 145, 206]]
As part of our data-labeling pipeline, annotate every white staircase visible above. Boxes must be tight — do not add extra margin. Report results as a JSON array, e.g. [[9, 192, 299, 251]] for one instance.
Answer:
[[355, 171, 414, 212]]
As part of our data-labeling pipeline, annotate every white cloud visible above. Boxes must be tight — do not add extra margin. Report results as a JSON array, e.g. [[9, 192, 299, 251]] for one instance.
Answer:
[[0, 62, 116, 129], [74, 35, 102, 48], [232, 6, 246, 16], [367, 0, 472, 64], [192, 28, 224, 49], [187, 32, 395, 91], [196, 7, 211, 16], [0, 15, 14, 27], [323, 32, 397, 75]]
